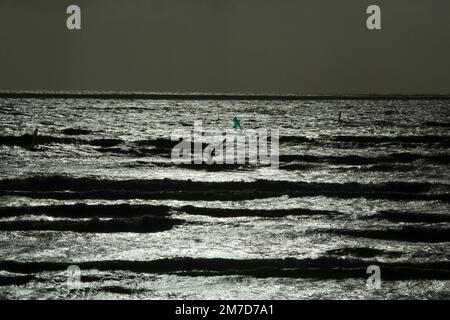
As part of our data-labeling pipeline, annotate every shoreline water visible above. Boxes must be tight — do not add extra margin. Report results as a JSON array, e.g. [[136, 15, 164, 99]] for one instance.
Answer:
[[0, 97, 449, 299]]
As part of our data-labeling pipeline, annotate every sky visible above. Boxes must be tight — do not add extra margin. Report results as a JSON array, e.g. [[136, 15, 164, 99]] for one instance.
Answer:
[[0, 0, 449, 94]]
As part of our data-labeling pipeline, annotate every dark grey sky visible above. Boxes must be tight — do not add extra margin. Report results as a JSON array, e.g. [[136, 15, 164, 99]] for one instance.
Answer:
[[0, 0, 449, 94]]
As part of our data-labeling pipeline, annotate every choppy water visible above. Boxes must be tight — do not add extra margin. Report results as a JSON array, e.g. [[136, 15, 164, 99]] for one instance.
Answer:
[[0, 97, 449, 299]]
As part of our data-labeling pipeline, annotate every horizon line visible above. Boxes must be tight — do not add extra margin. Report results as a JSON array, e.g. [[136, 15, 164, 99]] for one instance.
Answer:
[[1, 90, 450, 100]]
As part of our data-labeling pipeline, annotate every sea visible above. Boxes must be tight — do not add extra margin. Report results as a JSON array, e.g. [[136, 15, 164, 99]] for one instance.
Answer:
[[0, 96, 449, 299]]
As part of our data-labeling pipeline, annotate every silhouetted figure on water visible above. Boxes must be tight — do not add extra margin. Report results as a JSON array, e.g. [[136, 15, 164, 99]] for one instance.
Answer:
[[30, 127, 39, 149]]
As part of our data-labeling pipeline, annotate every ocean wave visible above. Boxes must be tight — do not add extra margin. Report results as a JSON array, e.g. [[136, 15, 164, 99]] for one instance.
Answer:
[[0, 176, 439, 192], [180, 205, 340, 217], [279, 136, 316, 144], [322, 226, 450, 243], [102, 139, 228, 158], [332, 135, 450, 146], [278, 163, 317, 171], [176, 163, 259, 172], [134, 138, 180, 149], [279, 134, 450, 148], [355, 164, 416, 172], [279, 153, 450, 165], [61, 128, 93, 136], [0, 216, 182, 233], [367, 211, 450, 223], [3, 190, 448, 202], [0, 134, 122, 148], [3, 133, 450, 157], [325, 247, 403, 258], [0, 257, 448, 280], [0, 177, 447, 201], [0, 274, 36, 286], [424, 121, 450, 128], [101, 285, 141, 294], [96, 146, 171, 158], [0, 190, 280, 201], [0, 204, 170, 218]]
